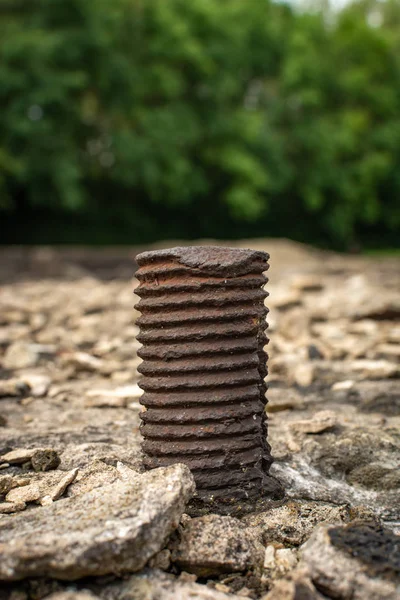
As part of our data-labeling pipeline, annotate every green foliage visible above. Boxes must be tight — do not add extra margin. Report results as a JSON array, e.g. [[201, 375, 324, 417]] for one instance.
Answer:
[[0, 0, 399, 248]]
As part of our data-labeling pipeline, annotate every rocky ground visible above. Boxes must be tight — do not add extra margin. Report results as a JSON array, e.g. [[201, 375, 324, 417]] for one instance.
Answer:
[[0, 240, 399, 600]]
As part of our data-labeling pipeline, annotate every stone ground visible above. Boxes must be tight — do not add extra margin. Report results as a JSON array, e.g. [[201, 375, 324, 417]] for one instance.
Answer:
[[0, 240, 399, 600]]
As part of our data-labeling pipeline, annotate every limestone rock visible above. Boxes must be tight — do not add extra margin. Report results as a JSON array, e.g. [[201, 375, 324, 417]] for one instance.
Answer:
[[31, 449, 61, 472], [4, 469, 77, 507], [66, 461, 121, 496], [0, 475, 17, 496], [263, 546, 298, 578], [3, 342, 41, 370], [290, 411, 337, 434], [266, 388, 305, 413], [84, 384, 142, 408], [39, 468, 78, 505], [96, 570, 246, 600], [263, 568, 325, 600], [169, 514, 264, 577], [0, 501, 26, 514], [243, 500, 352, 546], [0, 448, 60, 471], [61, 352, 104, 373], [45, 594, 100, 600], [0, 463, 195, 581], [301, 522, 400, 600], [0, 379, 30, 398], [20, 374, 51, 397], [0, 449, 37, 466]]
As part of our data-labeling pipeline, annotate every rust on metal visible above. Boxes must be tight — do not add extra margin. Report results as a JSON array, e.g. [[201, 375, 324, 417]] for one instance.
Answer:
[[135, 246, 283, 514]]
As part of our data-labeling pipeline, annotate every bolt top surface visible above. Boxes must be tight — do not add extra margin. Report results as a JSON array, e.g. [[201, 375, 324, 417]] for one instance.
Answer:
[[136, 246, 269, 277]]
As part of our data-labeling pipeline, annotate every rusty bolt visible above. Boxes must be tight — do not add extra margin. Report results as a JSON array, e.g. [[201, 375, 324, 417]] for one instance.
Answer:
[[135, 246, 283, 514]]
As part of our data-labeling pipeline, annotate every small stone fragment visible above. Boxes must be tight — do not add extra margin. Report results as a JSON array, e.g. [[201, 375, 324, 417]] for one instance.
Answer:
[[3, 342, 41, 369], [266, 388, 304, 413], [84, 384, 142, 409], [0, 379, 30, 398], [62, 352, 104, 372], [169, 514, 264, 577], [0, 414, 7, 426], [106, 570, 245, 600], [44, 593, 100, 600], [0, 475, 14, 496], [263, 568, 325, 600], [293, 363, 315, 387], [83, 395, 128, 408], [331, 380, 354, 391], [31, 449, 61, 472], [274, 549, 298, 574], [290, 411, 337, 434], [264, 545, 276, 569], [6, 482, 41, 504], [39, 468, 78, 505], [290, 274, 324, 292], [20, 374, 51, 397], [0, 448, 36, 465], [6, 471, 77, 506], [0, 475, 30, 497], [0, 501, 26, 514], [0, 448, 60, 471]]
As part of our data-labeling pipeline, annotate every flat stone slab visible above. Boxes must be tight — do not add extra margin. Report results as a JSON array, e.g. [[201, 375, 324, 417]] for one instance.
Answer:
[[0, 463, 195, 581]]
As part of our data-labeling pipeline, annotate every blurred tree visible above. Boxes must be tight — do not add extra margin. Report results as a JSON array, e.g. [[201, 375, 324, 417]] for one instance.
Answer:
[[271, 0, 400, 245], [0, 0, 399, 248]]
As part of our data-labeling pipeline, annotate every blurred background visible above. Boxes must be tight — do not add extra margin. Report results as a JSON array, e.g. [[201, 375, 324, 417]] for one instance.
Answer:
[[0, 0, 399, 251]]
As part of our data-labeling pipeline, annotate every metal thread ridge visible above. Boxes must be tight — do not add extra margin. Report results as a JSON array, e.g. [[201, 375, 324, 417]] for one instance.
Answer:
[[135, 246, 281, 512]]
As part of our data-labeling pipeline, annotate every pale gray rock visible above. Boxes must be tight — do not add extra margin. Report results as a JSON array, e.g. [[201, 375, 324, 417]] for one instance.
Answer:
[[0, 378, 30, 398], [242, 500, 359, 546], [0, 448, 37, 465], [290, 410, 337, 434], [301, 522, 400, 600], [20, 374, 51, 397], [5, 469, 77, 507], [263, 546, 299, 578], [44, 593, 100, 600], [0, 463, 195, 581], [93, 570, 246, 600], [169, 514, 264, 577], [263, 567, 326, 600], [66, 461, 120, 496], [0, 448, 60, 471], [39, 468, 78, 505], [0, 501, 26, 514], [266, 387, 305, 413], [6, 481, 41, 504], [61, 352, 104, 373], [3, 342, 41, 370], [0, 475, 16, 496]]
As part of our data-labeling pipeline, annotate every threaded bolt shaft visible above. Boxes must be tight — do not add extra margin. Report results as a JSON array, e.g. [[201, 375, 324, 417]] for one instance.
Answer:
[[135, 246, 282, 514]]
